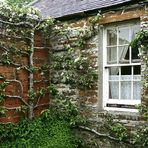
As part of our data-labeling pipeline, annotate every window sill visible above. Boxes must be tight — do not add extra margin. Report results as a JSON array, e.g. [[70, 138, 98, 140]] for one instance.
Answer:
[[98, 109, 142, 121], [104, 106, 139, 113]]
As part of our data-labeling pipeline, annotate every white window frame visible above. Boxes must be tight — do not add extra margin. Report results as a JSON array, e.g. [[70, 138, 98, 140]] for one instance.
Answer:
[[103, 21, 141, 112]]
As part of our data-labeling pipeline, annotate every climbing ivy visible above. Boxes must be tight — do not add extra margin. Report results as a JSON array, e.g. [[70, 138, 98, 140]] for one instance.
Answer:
[[0, 1, 99, 121], [0, 1, 54, 120], [7, 0, 34, 6], [131, 29, 148, 111], [50, 15, 101, 89]]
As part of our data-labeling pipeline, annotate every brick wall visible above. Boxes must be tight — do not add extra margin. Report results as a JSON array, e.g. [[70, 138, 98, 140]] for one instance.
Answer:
[[0, 31, 50, 123]]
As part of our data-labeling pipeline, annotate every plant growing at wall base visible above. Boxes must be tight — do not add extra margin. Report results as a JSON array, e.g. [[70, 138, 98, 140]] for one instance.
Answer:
[[0, 96, 83, 148]]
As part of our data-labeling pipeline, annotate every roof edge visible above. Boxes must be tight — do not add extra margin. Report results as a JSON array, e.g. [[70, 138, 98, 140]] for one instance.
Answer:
[[54, 1, 140, 20], [31, 0, 147, 20]]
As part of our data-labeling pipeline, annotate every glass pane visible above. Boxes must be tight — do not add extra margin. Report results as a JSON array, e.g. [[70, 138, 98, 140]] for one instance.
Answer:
[[119, 27, 129, 45], [131, 25, 140, 61], [109, 67, 119, 76], [133, 81, 141, 100], [107, 47, 117, 63], [121, 81, 131, 100], [118, 46, 129, 63], [109, 81, 119, 99], [121, 75, 132, 81], [107, 28, 117, 46], [109, 75, 119, 81], [132, 48, 140, 60], [131, 25, 140, 40], [133, 75, 141, 81], [134, 66, 141, 75], [121, 66, 131, 75]]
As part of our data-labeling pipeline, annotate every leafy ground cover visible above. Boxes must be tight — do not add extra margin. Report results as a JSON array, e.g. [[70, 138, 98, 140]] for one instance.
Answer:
[[0, 106, 81, 148]]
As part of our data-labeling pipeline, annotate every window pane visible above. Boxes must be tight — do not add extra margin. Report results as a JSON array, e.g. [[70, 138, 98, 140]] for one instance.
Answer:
[[121, 75, 132, 81], [109, 67, 119, 76], [133, 75, 141, 81], [109, 75, 119, 81], [134, 66, 141, 75], [121, 66, 131, 75], [131, 25, 140, 40], [119, 27, 129, 45], [133, 81, 141, 100], [109, 81, 119, 99], [132, 47, 140, 61], [131, 25, 140, 61], [121, 81, 131, 100], [107, 47, 117, 63], [118, 46, 129, 63], [107, 28, 117, 46]]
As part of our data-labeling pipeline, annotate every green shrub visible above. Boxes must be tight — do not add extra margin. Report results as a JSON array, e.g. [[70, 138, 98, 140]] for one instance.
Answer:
[[0, 108, 79, 148], [132, 126, 148, 147]]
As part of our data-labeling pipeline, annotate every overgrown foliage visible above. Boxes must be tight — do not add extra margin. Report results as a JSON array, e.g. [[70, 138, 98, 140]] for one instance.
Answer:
[[0, 99, 83, 148], [6, 0, 34, 6], [131, 30, 148, 101], [0, 1, 99, 120], [0, 1, 54, 120], [104, 114, 128, 142], [50, 15, 100, 89], [103, 112, 148, 147], [133, 28, 148, 89]]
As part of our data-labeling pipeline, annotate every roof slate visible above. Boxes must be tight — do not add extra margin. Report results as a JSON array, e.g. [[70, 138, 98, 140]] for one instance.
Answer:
[[32, 0, 136, 19]]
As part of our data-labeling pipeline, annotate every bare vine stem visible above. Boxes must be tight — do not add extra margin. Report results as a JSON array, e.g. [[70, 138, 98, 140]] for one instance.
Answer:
[[6, 79, 29, 106], [78, 125, 119, 141], [34, 103, 50, 109], [0, 19, 34, 28], [0, 32, 32, 41], [28, 30, 35, 120]]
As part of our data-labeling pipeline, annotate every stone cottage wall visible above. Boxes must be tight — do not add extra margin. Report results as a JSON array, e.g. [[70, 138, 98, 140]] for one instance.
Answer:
[[50, 19, 99, 120], [48, 4, 148, 147], [49, 4, 148, 132], [140, 14, 148, 106]]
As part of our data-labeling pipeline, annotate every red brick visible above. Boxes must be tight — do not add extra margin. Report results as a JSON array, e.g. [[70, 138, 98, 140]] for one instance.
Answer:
[[16, 70, 28, 81], [34, 71, 42, 80], [34, 32, 44, 47], [34, 49, 49, 59], [4, 98, 22, 108], [0, 66, 14, 79], [34, 105, 49, 117], [38, 93, 50, 104], [0, 116, 21, 123]]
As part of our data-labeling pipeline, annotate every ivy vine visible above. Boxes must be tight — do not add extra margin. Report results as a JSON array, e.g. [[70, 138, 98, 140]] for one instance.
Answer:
[[0, 1, 100, 121], [131, 29, 148, 109]]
